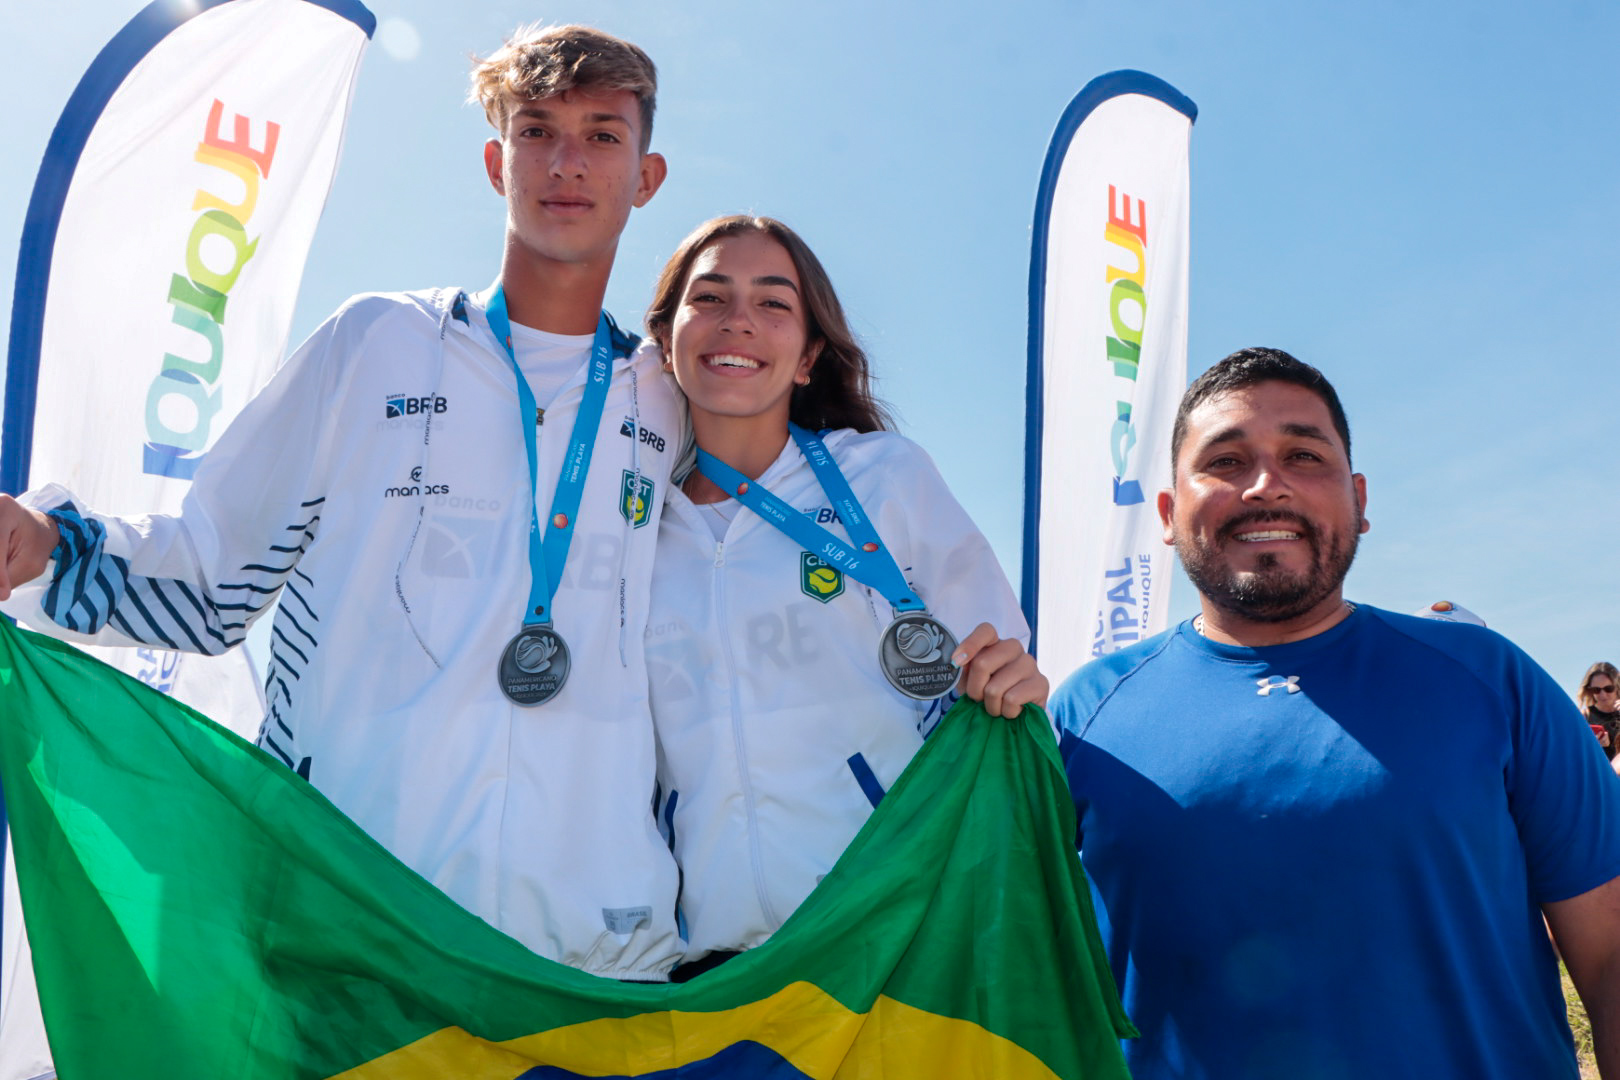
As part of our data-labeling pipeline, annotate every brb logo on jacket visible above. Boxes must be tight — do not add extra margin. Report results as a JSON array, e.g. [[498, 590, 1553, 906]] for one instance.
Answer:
[[619, 417, 666, 453], [620, 470, 654, 528], [800, 552, 844, 603], [1256, 675, 1300, 696], [385, 393, 448, 419]]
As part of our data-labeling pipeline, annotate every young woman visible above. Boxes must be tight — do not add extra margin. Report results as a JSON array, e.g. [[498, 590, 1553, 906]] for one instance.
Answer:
[[642, 216, 1043, 975]]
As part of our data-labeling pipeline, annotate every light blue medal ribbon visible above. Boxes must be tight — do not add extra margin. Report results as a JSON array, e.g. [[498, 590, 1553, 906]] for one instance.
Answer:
[[694, 424, 958, 700], [486, 284, 614, 705], [695, 424, 922, 610]]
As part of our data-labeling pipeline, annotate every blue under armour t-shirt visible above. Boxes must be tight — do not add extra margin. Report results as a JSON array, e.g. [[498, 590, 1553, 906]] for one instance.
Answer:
[[1052, 603, 1620, 1080]]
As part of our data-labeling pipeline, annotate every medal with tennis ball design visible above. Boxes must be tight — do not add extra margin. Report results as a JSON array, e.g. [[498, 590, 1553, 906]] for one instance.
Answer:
[[498, 625, 572, 706], [877, 612, 960, 700]]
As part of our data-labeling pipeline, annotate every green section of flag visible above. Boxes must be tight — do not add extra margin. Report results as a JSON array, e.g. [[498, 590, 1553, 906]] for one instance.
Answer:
[[0, 618, 1132, 1078]]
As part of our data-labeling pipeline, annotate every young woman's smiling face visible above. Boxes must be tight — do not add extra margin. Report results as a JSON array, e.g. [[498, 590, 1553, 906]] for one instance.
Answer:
[[668, 231, 819, 427]]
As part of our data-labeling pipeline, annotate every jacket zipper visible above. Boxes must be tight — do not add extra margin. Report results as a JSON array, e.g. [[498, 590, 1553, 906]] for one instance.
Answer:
[[711, 538, 782, 929]]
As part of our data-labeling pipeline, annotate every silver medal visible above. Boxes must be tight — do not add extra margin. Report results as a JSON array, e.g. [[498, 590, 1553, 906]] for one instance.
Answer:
[[878, 612, 959, 700], [498, 625, 571, 706]]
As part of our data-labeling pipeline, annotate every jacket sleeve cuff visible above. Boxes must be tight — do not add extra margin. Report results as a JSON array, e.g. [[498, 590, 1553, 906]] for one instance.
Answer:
[[37, 500, 127, 635]]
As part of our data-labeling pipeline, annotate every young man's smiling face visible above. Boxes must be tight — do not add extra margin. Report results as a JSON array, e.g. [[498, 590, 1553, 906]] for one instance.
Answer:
[[483, 87, 666, 273], [1160, 379, 1370, 625]]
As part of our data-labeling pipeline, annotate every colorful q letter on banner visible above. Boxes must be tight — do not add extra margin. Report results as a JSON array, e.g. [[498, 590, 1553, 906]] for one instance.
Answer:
[[0, 2, 373, 1076], [1023, 71, 1195, 680], [1, 0, 373, 726]]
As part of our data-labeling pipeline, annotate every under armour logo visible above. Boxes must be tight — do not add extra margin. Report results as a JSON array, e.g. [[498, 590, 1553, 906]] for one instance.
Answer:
[[1257, 675, 1300, 696]]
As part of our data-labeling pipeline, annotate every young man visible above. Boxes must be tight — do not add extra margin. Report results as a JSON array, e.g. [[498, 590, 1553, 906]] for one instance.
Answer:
[[1052, 348, 1620, 1078], [0, 26, 682, 981]]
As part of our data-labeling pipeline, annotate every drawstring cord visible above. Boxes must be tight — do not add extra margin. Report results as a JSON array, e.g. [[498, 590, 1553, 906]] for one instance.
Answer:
[[617, 363, 642, 667], [391, 290, 458, 670]]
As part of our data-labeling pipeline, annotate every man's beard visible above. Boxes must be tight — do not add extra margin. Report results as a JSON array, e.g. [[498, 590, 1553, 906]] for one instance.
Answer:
[[1176, 509, 1361, 624]]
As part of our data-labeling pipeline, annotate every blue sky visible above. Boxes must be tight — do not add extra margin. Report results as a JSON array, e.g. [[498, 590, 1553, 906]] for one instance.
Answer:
[[3, 0, 1617, 692]]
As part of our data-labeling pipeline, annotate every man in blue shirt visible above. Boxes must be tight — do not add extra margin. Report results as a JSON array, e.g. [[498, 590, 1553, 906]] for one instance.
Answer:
[[1052, 347, 1620, 1079]]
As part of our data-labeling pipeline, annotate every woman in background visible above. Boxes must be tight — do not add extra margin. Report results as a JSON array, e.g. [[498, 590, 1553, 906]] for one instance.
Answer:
[[1578, 661, 1620, 762]]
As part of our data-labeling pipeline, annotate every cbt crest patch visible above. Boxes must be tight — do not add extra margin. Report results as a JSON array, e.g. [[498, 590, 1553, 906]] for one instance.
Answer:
[[800, 552, 844, 603], [620, 470, 654, 528]]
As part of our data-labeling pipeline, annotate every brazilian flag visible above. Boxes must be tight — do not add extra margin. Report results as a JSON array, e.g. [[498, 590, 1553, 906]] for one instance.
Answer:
[[0, 619, 1133, 1078]]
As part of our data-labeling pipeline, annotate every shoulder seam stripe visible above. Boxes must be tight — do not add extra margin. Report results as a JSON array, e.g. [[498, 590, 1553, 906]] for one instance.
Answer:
[[284, 583, 320, 622], [1077, 632, 1181, 742], [277, 606, 318, 647], [268, 646, 302, 679], [271, 626, 308, 666]]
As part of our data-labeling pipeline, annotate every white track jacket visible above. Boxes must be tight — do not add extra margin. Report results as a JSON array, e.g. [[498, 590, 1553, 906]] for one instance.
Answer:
[[2, 287, 684, 979], [647, 429, 1028, 959]]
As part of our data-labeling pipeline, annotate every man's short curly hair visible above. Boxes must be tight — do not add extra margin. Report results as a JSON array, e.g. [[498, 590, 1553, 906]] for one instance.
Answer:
[[469, 24, 657, 151], [1171, 347, 1353, 473]]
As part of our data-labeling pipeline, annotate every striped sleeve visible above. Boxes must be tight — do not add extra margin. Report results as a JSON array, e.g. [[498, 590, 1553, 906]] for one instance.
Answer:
[[35, 494, 326, 656]]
